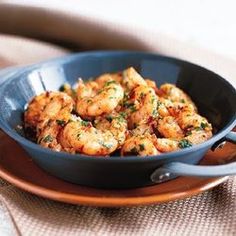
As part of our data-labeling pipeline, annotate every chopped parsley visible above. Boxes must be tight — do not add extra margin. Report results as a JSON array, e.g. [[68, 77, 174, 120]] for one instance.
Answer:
[[56, 119, 66, 126], [151, 96, 156, 104], [156, 101, 162, 109], [106, 115, 113, 122], [123, 92, 129, 100], [139, 144, 145, 151], [43, 135, 53, 143], [194, 122, 209, 131], [59, 84, 66, 92], [178, 139, 192, 149], [186, 130, 192, 136], [97, 89, 103, 94], [77, 133, 82, 139], [195, 127, 202, 131], [106, 113, 125, 123], [127, 103, 137, 113], [152, 109, 158, 117], [104, 80, 116, 86], [200, 122, 208, 130], [86, 99, 92, 104], [99, 141, 113, 149], [81, 120, 90, 127], [119, 112, 127, 118]]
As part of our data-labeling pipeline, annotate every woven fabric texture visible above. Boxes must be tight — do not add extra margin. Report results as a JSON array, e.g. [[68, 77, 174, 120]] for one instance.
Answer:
[[0, 177, 235, 236]]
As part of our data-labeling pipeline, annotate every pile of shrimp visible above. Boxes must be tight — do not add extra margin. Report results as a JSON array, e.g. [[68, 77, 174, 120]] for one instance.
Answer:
[[24, 67, 213, 157]]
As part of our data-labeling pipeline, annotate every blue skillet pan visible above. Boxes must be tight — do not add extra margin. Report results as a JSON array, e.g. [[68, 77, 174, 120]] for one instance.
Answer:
[[0, 51, 235, 188]]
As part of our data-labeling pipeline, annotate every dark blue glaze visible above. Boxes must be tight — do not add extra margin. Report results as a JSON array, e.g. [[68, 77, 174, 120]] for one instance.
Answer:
[[0, 51, 235, 188]]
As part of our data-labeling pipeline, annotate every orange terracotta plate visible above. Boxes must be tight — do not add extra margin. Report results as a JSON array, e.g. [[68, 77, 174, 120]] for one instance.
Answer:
[[0, 131, 235, 207]]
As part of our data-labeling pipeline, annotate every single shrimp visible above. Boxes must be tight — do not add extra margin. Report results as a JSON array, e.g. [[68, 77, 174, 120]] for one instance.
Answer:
[[59, 118, 118, 156], [24, 91, 59, 129], [121, 134, 160, 156], [158, 83, 196, 108], [159, 97, 196, 118], [35, 92, 75, 151], [155, 138, 180, 153], [94, 112, 128, 147], [157, 116, 184, 139], [24, 91, 74, 131], [122, 67, 147, 91], [37, 92, 74, 130], [76, 79, 124, 117], [177, 111, 212, 131], [128, 85, 159, 128], [185, 129, 212, 145], [37, 120, 63, 151]]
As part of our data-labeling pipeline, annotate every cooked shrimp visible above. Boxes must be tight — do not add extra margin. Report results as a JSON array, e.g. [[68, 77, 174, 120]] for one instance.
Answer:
[[129, 122, 154, 137], [128, 85, 159, 128], [37, 120, 62, 151], [34, 92, 74, 150], [94, 112, 128, 147], [59, 118, 118, 156], [177, 111, 212, 131], [122, 67, 147, 90], [185, 129, 212, 145], [24, 92, 57, 129], [121, 134, 160, 156], [24, 67, 214, 157], [37, 92, 74, 129], [24, 91, 74, 130], [157, 116, 184, 139], [159, 97, 196, 118], [76, 79, 124, 117], [158, 83, 196, 108], [155, 138, 180, 153]]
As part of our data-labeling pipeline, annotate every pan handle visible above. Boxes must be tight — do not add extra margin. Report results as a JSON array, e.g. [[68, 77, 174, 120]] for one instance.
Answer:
[[151, 131, 236, 183]]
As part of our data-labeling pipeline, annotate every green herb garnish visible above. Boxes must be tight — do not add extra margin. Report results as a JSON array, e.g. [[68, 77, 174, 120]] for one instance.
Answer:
[[106, 115, 113, 122], [186, 130, 192, 136], [43, 135, 53, 143], [178, 139, 192, 149], [77, 133, 82, 139], [81, 120, 90, 127], [119, 112, 127, 118], [56, 120, 66, 126], [59, 84, 66, 92], [200, 122, 208, 130], [152, 109, 158, 117], [151, 96, 156, 104], [139, 144, 145, 151], [156, 101, 162, 109], [105, 80, 116, 86], [99, 141, 113, 149]]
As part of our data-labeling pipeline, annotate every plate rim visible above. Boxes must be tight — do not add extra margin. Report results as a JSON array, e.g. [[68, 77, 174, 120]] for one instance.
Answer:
[[0, 162, 228, 207]]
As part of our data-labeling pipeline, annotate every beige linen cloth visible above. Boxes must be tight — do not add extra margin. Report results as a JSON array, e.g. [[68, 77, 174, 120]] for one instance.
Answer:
[[0, 2, 236, 236]]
